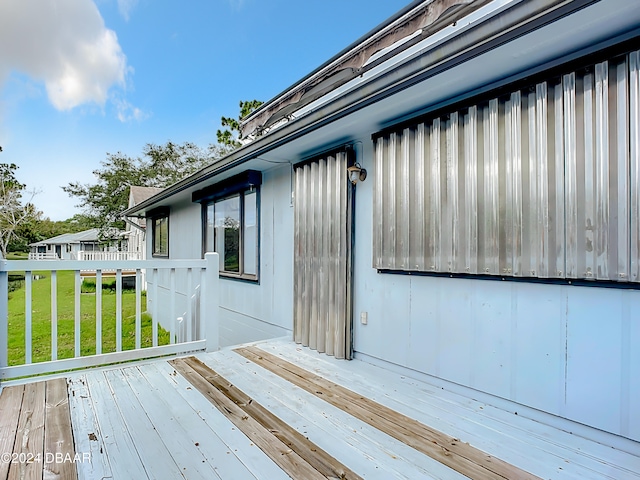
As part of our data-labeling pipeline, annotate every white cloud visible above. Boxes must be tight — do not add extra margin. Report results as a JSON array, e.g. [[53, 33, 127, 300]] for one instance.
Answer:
[[0, 0, 130, 112], [117, 0, 138, 21], [114, 97, 149, 123]]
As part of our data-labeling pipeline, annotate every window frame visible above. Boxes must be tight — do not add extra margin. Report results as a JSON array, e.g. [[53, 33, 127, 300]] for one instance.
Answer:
[[148, 207, 170, 258], [193, 171, 262, 282]]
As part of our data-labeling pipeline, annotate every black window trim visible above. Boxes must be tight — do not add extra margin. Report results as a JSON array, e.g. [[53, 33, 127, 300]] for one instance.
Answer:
[[147, 206, 170, 258], [194, 171, 262, 282]]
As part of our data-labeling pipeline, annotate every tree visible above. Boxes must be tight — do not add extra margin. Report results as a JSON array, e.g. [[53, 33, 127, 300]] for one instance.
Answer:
[[216, 99, 263, 149], [63, 141, 222, 233], [10, 213, 96, 252], [0, 161, 38, 257]]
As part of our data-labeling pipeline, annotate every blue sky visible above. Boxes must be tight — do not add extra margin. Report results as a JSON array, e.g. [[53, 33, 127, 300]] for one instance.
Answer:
[[0, 0, 410, 220]]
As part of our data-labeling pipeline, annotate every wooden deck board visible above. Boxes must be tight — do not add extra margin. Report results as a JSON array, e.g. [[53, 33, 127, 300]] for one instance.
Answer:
[[179, 356, 365, 480], [236, 345, 541, 480], [122, 363, 256, 480], [78, 369, 149, 480], [116, 366, 223, 480], [43, 378, 77, 480], [172, 357, 327, 480], [202, 349, 468, 480], [0, 385, 24, 480], [261, 341, 640, 479], [9, 382, 45, 480], [66, 376, 112, 480], [152, 361, 289, 480], [101, 368, 192, 479], [256, 342, 634, 479], [1, 338, 638, 480]]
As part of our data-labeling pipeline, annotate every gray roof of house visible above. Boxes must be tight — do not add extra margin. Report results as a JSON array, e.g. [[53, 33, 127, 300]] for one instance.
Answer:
[[129, 186, 164, 206], [29, 228, 120, 246]]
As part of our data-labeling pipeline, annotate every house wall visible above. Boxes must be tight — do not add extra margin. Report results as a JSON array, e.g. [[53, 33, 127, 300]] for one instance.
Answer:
[[148, 164, 293, 346], [351, 139, 640, 443], [128, 227, 145, 259], [215, 164, 294, 347]]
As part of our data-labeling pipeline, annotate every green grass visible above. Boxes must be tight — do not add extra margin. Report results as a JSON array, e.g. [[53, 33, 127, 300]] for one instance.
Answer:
[[6, 252, 28, 260], [7, 271, 170, 366]]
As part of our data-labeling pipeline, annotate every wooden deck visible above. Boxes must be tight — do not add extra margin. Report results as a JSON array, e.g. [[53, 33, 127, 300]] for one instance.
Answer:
[[1, 339, 639, 479]]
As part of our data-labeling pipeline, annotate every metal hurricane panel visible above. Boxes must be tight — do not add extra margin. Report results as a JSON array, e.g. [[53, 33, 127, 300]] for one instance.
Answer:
[[293, 152, 350, 358], [373, 49, 640, 284]]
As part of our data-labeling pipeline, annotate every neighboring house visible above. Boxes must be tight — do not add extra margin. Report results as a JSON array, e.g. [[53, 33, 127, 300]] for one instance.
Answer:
[[124, 0, 640, 453], [125, 186, 165, 260], [28, 228, 122, 260]]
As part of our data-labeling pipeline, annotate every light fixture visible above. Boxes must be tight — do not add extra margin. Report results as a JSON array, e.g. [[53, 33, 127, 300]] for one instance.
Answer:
[[347, 163, 367, 185]]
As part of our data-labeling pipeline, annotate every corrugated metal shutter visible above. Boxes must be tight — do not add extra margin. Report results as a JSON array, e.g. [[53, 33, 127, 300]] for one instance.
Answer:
[[374, 49, 640, 283], [294, 151, 352, 359]]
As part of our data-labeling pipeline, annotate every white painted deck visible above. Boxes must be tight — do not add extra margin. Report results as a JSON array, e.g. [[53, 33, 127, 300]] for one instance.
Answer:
[[2, 338, 639, 479]]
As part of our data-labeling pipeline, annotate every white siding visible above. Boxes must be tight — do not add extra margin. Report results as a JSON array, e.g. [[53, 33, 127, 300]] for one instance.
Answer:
[[150, 166, 294, 346], [355, 139, 640, 442]]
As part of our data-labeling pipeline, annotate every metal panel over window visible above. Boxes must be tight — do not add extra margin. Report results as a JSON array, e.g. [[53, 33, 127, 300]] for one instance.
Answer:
[[373, 49, 640, 284]]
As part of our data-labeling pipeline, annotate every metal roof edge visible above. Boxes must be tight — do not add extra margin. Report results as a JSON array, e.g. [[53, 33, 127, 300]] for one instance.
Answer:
[[241, 0, 425, 122], [124, 0, 614, 218]]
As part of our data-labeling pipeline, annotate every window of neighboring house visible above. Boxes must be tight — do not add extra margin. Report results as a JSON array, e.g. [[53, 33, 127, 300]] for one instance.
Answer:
[[149, 208, 170, 257], [66, 245, 71, 253], [194, 170, 261, 281]]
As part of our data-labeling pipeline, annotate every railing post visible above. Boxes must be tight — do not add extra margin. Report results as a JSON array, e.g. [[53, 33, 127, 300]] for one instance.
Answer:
[[0, 259, 8, 371], [203, 253, 219, 352]]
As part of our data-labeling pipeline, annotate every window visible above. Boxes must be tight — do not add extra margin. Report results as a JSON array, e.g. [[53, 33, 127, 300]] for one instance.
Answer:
[[194, 171, 261, 281], [373, 48, 640, 284], [149, 208, 169, 257]]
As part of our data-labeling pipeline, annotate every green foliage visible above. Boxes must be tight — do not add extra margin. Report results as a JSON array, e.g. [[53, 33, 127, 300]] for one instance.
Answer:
[[63, 141, 224, 233], [217, 99, 263, 149], [0, 159, 37, 257], [8, 212, 96, 253]]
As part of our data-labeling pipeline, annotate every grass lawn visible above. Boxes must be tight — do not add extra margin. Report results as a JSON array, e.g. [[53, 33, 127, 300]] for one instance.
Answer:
[[6, 252, 29, 260], [7, 270, 170, 366]]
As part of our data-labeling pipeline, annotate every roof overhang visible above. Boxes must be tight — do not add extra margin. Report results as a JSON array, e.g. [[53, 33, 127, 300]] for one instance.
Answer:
[[124, 0, 640, 218]]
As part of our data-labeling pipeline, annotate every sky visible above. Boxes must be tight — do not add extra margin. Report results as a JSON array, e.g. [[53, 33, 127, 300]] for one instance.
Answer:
[[0, 0, 411, 221]]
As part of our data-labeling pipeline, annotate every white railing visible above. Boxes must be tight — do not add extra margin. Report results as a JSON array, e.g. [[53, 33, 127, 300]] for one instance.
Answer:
[[28, 252, 59, 260], [76, 250, 142, 261], [0, 253, 219, 380]]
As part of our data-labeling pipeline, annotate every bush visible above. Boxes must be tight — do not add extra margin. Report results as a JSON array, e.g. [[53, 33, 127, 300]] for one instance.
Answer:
[[81, 278, 138, 294]]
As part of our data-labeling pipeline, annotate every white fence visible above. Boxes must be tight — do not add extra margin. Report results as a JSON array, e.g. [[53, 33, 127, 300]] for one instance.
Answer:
[[28, 252, 59, 260], [76, 251, 142, 261], [0, 253, 219, 380]]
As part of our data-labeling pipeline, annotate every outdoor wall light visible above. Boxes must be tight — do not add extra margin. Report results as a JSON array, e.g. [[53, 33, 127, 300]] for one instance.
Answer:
[[347, 163, 367, 184]]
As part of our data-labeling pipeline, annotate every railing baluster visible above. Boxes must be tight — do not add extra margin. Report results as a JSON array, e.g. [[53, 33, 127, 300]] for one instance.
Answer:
[[51, 271, 57, 361], [186, 268, 193, 342], [169, 268, 176, 345], [116, 269, 122, 352], [135, 269, 141, 349], [152, 268, 158, 347], [25, 271, 32, 364], [75, 270, 81, 358], [96, 269, 102, 355], [204, 252, 220, 352], [199, 268, 206, 342]]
